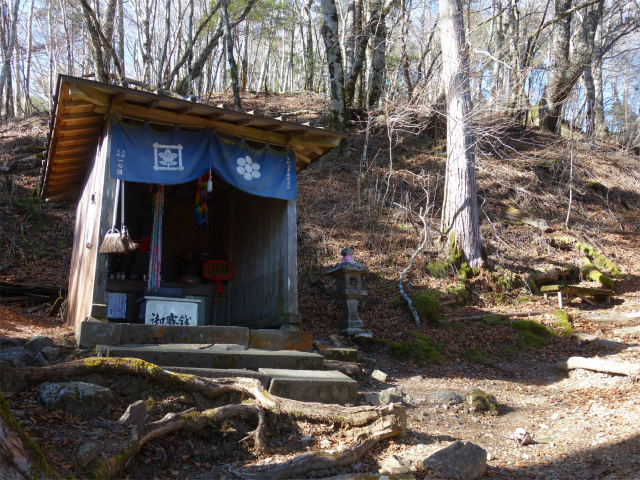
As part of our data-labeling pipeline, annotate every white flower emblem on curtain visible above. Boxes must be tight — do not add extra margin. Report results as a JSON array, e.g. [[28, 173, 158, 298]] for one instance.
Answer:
[[236, 155, 261, 181], [158, 149, 178, 167]]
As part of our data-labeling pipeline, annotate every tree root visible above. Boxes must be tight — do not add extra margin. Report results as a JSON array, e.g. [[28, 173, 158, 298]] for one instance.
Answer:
[[1, 358, 407, 479], [250, 416, 404, 479], [1, 357, 403, 427]]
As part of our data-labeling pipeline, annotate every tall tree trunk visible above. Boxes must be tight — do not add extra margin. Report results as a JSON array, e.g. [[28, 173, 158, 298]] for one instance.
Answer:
[[158, 0, 172, 85], [118, 0, 125, 78], [439, 0, 483, 268], [320, 0, 345, 131], [304, 0, 314, 90], [367, 0, 387, 108], [24, 0, 34, 114], [0, 0, 20, 118], [241, 19, 248, 92], [400, 0, 413, 99], [222, 0, 241, 109]]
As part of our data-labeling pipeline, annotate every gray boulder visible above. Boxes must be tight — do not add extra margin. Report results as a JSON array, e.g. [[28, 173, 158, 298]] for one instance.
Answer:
[[118, 400, 147, 426], [364, 387, 404, 406], [0, 346, 32, 366], [422, 440, 487, 480], [41, 346, 61, 361], [75, 442, 99, 469], [380, 454, 414, 474], [432, 389, 463, 405], [38, 381, 115, 419], [25, 336, 54, 353]]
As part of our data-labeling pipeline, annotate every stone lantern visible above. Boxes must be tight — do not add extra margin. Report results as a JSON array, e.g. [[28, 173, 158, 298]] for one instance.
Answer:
[[326, 249, 370, 336]]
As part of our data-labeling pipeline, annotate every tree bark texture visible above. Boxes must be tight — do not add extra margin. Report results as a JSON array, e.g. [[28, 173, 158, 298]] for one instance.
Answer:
[[321, 0, 346, 131], [439, 0, 483, 267]]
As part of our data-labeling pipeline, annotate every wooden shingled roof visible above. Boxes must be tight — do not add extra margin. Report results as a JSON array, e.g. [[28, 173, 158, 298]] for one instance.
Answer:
[[41, 75, 347, 201]]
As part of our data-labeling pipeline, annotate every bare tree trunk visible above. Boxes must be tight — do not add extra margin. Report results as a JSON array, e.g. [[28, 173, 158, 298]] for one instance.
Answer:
[[304, 0, 314, 90], [400, 0, 413, 99], [24, 0, 35, 114], [241, 19, 249, 92], [0, 0, 20, 119], [368, 0, 387, 107], [222, 0, 241, 109], [439, 0, 483, 267], [321, 0, 346, 131], [118, 0, 125, 78]]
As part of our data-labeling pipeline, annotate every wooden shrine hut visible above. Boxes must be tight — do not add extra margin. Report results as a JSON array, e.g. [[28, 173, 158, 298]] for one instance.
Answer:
[[41, 75, 346, 330]]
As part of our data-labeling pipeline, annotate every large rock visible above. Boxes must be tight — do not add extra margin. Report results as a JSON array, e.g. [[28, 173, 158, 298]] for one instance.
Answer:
[[38, 382, 115, 419], [24, 336, 54, 353], [380, 454, 414, 474], [0, 347, 32, 367], [422, 440, 487, 480], [364, 387, 404, 406], [465, 388, 499, 415], [432, 389, 463, 405], [118, 400, 147, 426], [75, 442, 99, 469]]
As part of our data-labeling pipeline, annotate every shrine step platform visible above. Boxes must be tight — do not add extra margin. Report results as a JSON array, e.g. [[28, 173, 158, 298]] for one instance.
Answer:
[[96, 343, 324, 371], [77, 321, 313, 352]]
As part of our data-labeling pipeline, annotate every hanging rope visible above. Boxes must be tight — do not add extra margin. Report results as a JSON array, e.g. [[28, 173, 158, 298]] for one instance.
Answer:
[[148, 185, 164, 291]]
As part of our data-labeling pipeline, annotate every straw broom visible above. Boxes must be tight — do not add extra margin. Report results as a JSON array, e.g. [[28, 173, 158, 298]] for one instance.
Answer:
[[120, 180, 139, 252], [99, 179, 126, 254]]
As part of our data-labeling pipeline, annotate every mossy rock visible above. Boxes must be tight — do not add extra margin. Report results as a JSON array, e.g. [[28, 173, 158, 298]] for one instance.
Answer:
[[553, 310, 573, 337], [527, 276, 541, 295], [587, 180, 608, 193], [481, 314, 507, 326], [459, 262, 473, 279], [555, 237, 622, 278], [515, 295, 536, 303], [465, 347, 489, 364], [411, 289, 442, 323], [491, 267, 523, 293], [388, 295, 407, 308], [425, 259, 452, 278], [447, 283, 469, 304], [465, 388, 499, 416], [390, 332, 443, 366], [351, 336, 387, 352], [512, 319, 554, 349], [581, 263, 614, 290]]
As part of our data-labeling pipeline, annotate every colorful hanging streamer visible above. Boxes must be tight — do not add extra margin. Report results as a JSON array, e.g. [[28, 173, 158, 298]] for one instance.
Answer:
[[195, 173, 209, 228], [148, 185, 164, 291]]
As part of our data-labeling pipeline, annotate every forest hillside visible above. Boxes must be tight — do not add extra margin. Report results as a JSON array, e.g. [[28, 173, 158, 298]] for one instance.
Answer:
[[0, 87, 640, 477]]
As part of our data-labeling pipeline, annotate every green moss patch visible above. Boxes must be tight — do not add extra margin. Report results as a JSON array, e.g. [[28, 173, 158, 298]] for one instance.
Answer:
[[352, 336, 387, 352], [581, 262, 615, 290], [512, 319, 554, 348], [553, 310, 573, 337], [425, 259, 452, 278], [555, 237, 622, 278], [465, 347, 489, 364], [447, 283, 469, 304], [411, 289, 442, 323], [481, 314, 508, 326], [391, 332, 444, 365]]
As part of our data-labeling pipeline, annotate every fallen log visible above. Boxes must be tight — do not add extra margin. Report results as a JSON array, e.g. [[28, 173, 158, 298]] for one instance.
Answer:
[[558, 356, 640, 376], [571, 333, 630, 351], [455, 311, 544, 322], [495, 201, 551, 231], [612, 326, 640, 338], [583, 312, 640, 325]]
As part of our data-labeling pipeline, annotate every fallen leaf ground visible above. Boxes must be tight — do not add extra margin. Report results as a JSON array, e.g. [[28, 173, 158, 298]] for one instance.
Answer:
[[2, 99, 640, 479]]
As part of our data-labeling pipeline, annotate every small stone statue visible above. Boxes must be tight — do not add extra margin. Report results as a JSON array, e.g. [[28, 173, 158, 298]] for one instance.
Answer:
[[340, 247, 354, 263]]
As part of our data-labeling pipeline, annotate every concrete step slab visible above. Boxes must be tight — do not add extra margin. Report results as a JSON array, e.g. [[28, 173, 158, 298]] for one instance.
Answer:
[[316, 345, 358, 362], [77, 322, 250, 349], [259, 368, 358, 405], [159, 366, 270, 388], [77, 322, 313, 352], [97, 344, 324, 371]]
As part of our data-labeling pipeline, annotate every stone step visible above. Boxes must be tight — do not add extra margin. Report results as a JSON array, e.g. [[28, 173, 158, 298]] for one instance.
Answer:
[[259, 368, 358, 405], [78, 322, 312, 352], [97, 343, 324, 371], [159, 366, 270, 389]]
